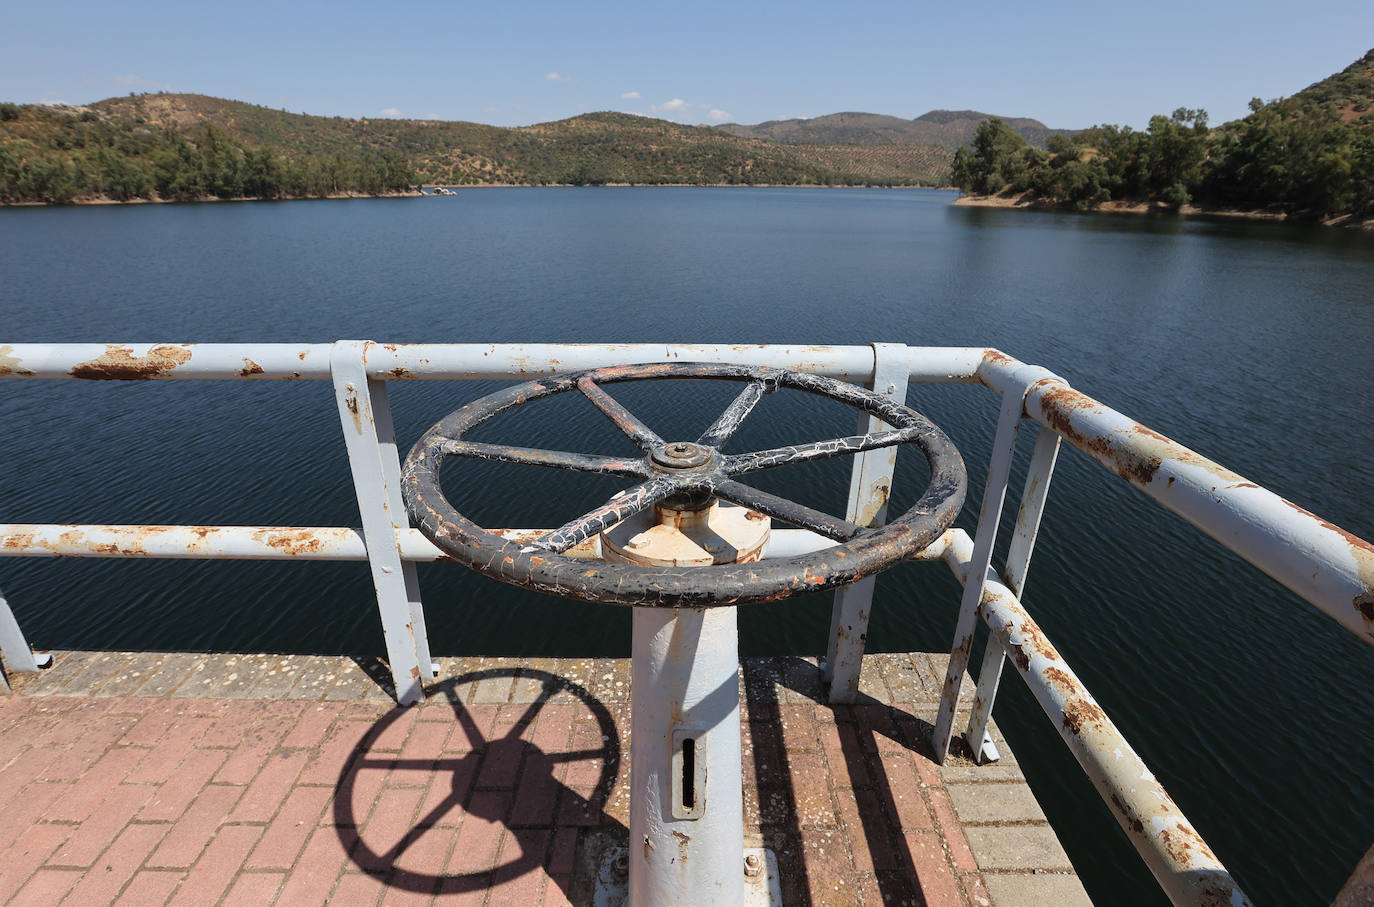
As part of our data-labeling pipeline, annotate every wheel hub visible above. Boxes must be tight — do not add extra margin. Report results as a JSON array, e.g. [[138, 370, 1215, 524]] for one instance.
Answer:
[[650, 441, 714, 470]]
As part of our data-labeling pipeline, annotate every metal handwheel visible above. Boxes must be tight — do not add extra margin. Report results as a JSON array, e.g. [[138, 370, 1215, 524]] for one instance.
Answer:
[[401, 362, 967, 606]]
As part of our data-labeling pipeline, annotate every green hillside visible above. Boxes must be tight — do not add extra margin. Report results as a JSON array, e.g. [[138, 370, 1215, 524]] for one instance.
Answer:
[[1, 93, 953, 204], [951, 48, 1374, 220]]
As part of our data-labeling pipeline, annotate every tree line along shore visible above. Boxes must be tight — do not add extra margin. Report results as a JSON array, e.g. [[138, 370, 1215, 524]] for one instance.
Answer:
[[950, 50, 1374, 224]]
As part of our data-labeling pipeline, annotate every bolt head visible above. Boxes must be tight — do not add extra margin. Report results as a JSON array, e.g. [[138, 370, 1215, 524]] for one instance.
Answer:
[[743, 853, 763, 877]]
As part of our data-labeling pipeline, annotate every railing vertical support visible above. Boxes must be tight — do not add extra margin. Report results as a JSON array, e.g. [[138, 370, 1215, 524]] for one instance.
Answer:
[[331, 341, 432, 706], [824, 343, 909, 703], [964, 423, 1062, 763], [0, 585, 48, 693], [931, 387, 1025, 762]]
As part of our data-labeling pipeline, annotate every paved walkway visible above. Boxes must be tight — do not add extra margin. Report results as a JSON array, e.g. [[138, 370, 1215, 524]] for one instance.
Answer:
[[0, 652, 1090, 906]]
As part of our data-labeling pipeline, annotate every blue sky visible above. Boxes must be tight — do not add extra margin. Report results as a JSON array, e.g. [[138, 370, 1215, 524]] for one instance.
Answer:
[[4, 0, 1371, 130]]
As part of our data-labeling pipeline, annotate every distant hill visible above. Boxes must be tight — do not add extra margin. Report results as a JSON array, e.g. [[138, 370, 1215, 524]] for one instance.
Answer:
[[717, 109, 1071, 148], [83, 94, 948, 187]]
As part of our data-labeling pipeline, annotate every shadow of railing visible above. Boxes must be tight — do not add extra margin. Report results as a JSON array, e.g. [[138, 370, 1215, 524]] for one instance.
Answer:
[[764, 654, 953, 906], [333, 668, 623, 902]]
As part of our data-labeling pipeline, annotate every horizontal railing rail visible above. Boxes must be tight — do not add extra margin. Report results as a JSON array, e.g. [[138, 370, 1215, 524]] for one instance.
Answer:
[[3, 339, 1371, 906]]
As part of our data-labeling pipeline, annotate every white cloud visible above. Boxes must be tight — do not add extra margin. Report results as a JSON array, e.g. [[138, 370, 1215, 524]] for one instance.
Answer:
[[706, 109, 732, 123], [652, 98, 689, 115], [379, 107, 404, 118], [620, 91, 640, 99], [545, 72, 569, 83]]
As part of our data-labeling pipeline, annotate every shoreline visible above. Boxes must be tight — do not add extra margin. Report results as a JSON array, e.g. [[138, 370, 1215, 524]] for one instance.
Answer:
[[2, 184, 952, 208], [952, 191, 1372, 230], [1, 189, 426, 207]]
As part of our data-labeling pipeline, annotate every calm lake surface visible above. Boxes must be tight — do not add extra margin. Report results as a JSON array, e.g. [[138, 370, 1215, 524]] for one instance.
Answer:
[[2, 188, 1372, 904]]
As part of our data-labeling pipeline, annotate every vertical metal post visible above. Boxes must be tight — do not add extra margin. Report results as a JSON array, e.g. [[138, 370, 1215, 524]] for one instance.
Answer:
[[931, 388, 1024, 762], [331, 341, 432, 706], [0, 586, 42, 693], [629, 606, 744, 905], [824, 342, 908, 703], [0, 586, 43, 675], [366, 375, 435, 677], [964, 424, 1062, 763]]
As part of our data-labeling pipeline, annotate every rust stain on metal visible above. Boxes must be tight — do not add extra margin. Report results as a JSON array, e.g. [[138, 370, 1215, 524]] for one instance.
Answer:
[[672, 830, 690, 864], [251, 529, 323, 556], [1043, 666, 1075, 692], [1158, 821, 1220, 867], [70, 344, 193, 380], [0, 345, 35, 376], [239, 358, 264, 377], [389, 367, 412, 379], [2, 532, 37, 551], [1061, 699, 1106, 735], [1276, 499, 1374, 625], [1110, 792, 1146, 834], [981, 349, 1016, 368], [858, 478, 892, 527], [1039, 386, 1163, 486], [344, 385, 362, 432], [298, 351, 307, 361], [1040, 384, 1262, 494]]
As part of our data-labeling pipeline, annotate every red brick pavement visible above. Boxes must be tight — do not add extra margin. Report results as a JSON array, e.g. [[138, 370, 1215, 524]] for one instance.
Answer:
[[0, 680, 992, 905]]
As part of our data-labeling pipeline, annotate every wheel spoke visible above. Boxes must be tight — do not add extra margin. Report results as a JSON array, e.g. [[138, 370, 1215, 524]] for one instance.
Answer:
[[578, 376, 664, 451], [722, 426, 920, 475], [697, 380, 766, 449], [709, 479, 864, 541], [535, 475, 682, 553], [434, 440, 648, 478]]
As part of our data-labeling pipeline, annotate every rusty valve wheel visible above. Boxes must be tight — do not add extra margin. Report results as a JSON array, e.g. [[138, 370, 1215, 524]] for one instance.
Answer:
[[401, 362, 967, 607]]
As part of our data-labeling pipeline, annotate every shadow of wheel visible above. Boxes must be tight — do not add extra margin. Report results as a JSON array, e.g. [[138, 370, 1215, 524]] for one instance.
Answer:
[[334, 668, 621, 895]]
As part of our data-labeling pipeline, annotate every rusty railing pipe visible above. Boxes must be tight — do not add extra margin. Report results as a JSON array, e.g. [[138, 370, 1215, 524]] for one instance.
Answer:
[[934, 527, 1252, 907]]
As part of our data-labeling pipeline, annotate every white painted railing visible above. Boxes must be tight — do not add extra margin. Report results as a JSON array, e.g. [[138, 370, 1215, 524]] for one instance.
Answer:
[[2, 339, 1371, 905]]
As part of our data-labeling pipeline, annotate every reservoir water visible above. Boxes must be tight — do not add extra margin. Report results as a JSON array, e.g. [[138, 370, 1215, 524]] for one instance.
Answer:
[[1, 188, 1372, 904]]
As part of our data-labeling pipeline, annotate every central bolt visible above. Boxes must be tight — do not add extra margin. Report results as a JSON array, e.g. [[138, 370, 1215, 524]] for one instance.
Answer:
[[650, 441, 713, 470]]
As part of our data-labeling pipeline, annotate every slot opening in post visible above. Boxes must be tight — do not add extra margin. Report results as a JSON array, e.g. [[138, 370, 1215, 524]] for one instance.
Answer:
[[671, 728, 707, 819]]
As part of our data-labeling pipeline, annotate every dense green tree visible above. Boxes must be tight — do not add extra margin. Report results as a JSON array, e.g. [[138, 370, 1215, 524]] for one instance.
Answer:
[[950, 118, 1037, 194]]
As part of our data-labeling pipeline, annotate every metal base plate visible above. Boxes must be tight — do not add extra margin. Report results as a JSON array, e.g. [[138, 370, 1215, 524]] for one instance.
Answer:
[[592, 845, 782, 906]]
